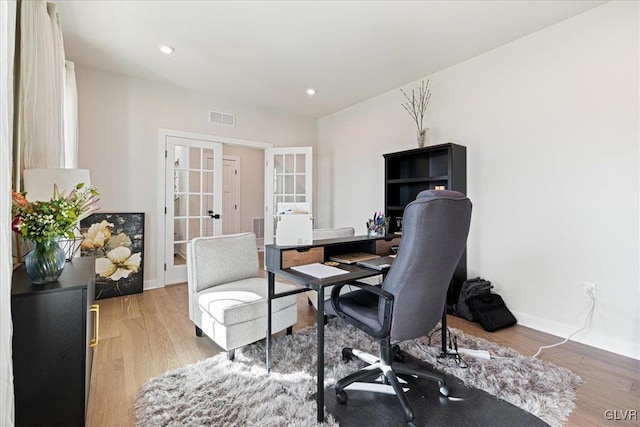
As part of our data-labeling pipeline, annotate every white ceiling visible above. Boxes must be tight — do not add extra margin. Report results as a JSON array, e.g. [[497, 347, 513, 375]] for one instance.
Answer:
[[53, 0, 605, 118]]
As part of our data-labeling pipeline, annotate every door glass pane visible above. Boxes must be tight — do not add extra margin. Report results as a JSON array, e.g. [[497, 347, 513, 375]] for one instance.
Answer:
[[274, 155, 283, 174], [202, 172, 213, 193], [203, 195, 213, 215], [295, 175, 305, 194], [174, 145, 188, 168], [189, 195, 201, 217], [188, 218, 201, 240], [174, 218, 186, 241], [285, 154, 294, 173], [275, 196, 285, 211], [174, 196, 187, 217], [173, 243, 186, 265], [296, 154, 305, 173], [189, 147, 201, 169], [285, 175, 294, 194], [203, 220, 214, 237], [203, 149, 214, 170], [275, 175, 283, 194], [189, 171, 201, 193], [175, 170, 188, 193]]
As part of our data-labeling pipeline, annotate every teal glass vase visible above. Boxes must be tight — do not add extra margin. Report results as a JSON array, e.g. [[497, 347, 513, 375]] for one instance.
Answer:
[[24, 239, 66, 284]]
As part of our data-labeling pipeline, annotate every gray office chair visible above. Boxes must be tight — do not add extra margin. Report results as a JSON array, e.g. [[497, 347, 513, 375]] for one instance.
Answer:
[[328, 190, 472, 426]]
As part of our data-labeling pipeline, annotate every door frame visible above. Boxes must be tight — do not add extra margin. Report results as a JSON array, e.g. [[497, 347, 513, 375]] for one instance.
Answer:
[[156, 128, 272, 288]]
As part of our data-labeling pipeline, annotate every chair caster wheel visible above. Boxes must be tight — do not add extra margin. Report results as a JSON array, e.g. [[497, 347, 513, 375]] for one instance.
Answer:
[[406, 421, 416, 427], [439, 385, 449, 397], [342, 348, 354, 362], [336, 391, 348, 404], [393, 347, 405, 362]]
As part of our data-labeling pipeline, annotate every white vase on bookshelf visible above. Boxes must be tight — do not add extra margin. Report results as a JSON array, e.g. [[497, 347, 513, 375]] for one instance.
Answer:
[[417, 128, 430, 147]]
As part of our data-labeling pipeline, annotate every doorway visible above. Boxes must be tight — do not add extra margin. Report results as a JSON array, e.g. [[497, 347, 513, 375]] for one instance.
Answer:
[[157, 129, 273, 287], [157, 129, 313, 287]]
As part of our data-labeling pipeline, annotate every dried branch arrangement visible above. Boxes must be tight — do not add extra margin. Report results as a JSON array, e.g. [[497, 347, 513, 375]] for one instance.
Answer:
[[400, 80, 431, 132]]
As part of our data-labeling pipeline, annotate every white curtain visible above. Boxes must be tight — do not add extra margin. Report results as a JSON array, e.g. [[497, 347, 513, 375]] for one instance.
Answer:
[[1, 0, 16, 425], [18, 0, 66, 170], [63, 60, 78, 168]]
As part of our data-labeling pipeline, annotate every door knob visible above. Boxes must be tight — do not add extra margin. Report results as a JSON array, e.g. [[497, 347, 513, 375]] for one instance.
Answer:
[[208, 210, 221, 219]]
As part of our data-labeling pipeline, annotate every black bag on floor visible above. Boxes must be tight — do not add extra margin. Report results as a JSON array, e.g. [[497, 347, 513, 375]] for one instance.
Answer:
[[468, 294, 517, 332], [455, 277, 492, 321]]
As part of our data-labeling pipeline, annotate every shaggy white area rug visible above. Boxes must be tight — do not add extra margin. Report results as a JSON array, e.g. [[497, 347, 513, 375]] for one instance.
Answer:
[[135, 319, 580, 426]]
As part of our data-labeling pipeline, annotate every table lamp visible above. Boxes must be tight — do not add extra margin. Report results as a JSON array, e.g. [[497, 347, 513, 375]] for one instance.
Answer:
[[23, 168, 91, 260]]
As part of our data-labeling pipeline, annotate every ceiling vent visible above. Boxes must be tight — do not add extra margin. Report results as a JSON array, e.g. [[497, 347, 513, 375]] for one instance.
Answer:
[[209, 110, 236, 127]]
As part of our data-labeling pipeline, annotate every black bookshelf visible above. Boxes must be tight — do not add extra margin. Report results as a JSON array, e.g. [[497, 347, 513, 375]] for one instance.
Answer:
[[384, 143, 467, 308]]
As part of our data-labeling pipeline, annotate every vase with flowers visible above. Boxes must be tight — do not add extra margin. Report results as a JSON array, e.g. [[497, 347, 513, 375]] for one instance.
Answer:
[[401, 79, 432, 147], [12, 183, 99, 284], [367, 211, 389, 237]]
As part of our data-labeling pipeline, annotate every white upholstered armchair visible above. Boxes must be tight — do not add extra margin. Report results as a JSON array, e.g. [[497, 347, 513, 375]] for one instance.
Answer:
[[187, 232, 298, 360]]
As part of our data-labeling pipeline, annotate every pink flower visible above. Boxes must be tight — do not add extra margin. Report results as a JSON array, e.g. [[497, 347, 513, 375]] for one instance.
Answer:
[[11, 216, 21, 234]]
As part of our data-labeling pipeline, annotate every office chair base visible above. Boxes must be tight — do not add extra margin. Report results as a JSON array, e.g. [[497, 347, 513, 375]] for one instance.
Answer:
[[335, 346, 448, 426]]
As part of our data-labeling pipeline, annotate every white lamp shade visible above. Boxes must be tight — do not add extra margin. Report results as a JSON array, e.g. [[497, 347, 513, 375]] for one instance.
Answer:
[[23, 168, 91, 201]]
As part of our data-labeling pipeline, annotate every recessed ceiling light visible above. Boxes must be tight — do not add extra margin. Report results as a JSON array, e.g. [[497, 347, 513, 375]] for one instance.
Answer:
[[306, 88, 317, 96], [159, 45, 175, 55]]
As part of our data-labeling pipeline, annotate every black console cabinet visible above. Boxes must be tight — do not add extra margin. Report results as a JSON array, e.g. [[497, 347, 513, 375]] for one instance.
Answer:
[[11, 257, 96, 426], [384, 143, 467, 307]]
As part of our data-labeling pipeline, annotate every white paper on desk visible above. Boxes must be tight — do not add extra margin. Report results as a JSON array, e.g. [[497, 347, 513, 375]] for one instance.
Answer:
[[290, 263, 349, 279]]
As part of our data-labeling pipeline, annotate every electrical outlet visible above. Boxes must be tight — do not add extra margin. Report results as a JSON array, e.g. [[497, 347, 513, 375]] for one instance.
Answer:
[[583, 282, 596, 299]]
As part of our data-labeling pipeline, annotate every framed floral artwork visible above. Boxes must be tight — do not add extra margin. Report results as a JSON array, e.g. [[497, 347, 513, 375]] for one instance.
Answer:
[[80, 212, 144, 299]]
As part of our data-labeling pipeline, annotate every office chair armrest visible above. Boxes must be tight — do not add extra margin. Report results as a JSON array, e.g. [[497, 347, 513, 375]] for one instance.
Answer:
[[331, 282, 394, 338]]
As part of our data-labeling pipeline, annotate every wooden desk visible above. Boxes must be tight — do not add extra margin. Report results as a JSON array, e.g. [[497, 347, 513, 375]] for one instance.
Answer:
[[265, 235, 399, 423]]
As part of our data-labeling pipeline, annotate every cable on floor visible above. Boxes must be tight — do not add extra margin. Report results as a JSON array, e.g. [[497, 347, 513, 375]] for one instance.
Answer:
[[532, 289, 596, 359]]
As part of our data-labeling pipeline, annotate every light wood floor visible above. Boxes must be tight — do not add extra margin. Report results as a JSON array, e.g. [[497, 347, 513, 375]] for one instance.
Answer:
[[87, 283, 639, 427]]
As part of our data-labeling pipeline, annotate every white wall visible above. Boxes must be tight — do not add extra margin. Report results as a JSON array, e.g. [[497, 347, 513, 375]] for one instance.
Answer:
[[76, 66, 317, 288], [1, 1, 16, 424], [317, 1, 639, 358]]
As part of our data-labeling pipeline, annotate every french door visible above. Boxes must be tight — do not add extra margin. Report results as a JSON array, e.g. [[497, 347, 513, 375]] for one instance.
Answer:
[[264, 147, 313, 245], [164, 136, 223, 284]]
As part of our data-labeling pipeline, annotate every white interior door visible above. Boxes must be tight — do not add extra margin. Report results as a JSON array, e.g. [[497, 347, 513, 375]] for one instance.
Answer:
[[222, 157, 240, 235], [164, 136, 223, 284], [264, 147, 313, 245]]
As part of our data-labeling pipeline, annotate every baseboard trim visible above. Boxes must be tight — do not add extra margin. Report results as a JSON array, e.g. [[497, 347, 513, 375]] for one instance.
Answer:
[[512, 310, 639, 360], [143, 279, 162, 291]]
